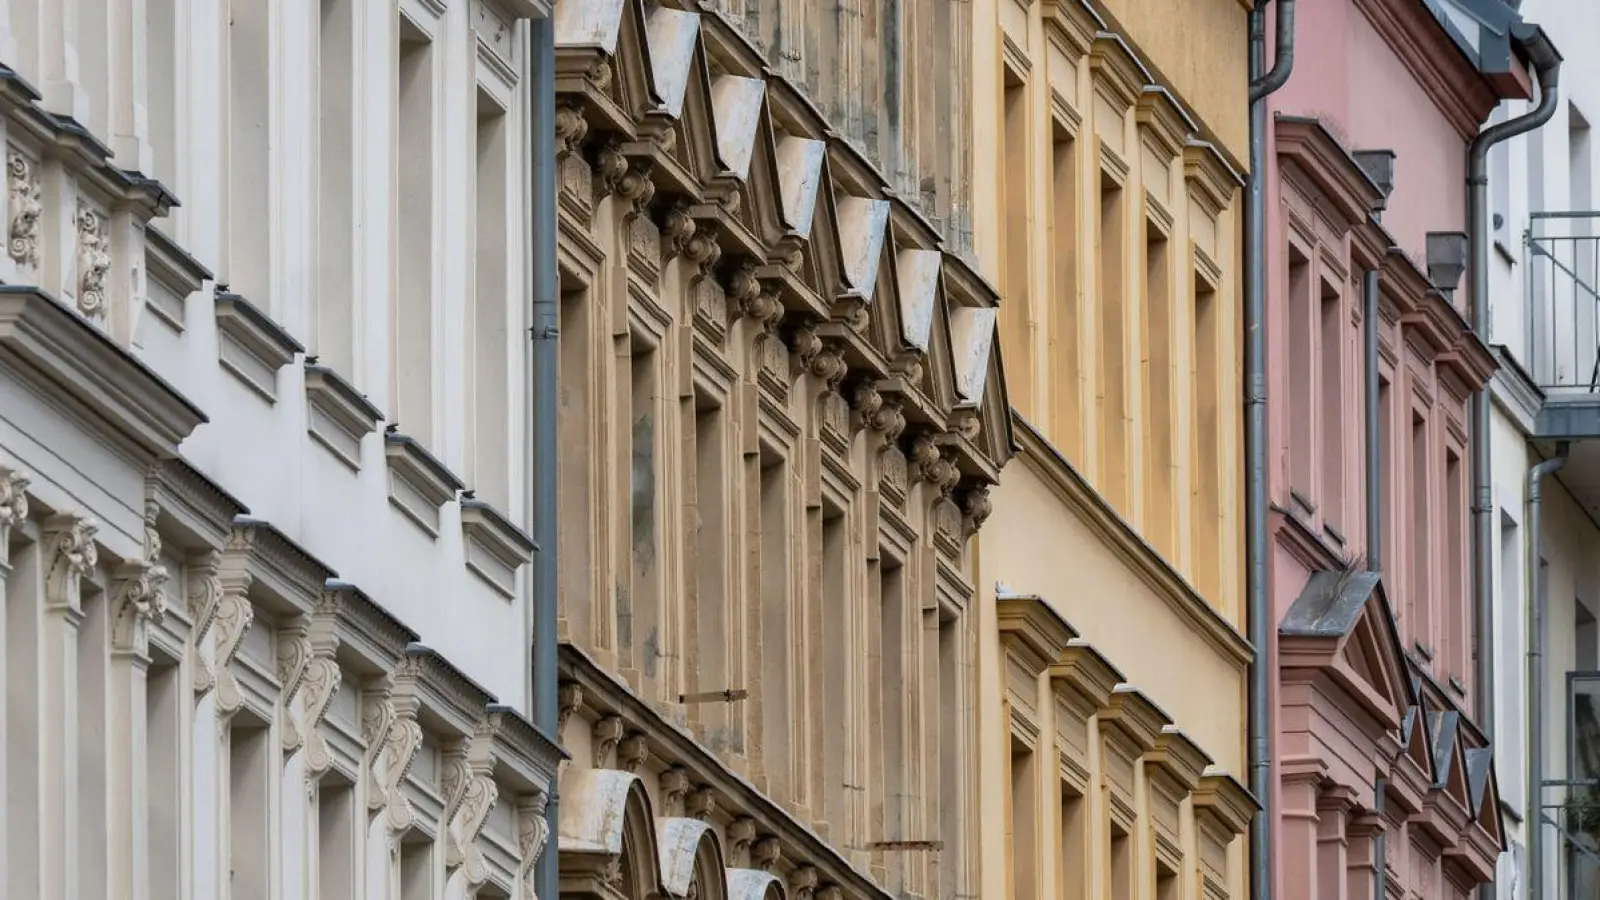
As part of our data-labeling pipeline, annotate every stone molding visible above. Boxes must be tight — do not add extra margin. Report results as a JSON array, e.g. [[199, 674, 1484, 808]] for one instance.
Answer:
[[213, 291, 304, 402], [303, 362, 383, 470]]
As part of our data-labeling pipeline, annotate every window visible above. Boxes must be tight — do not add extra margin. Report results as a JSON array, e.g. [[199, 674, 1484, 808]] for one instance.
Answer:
[[230, 721, 273, 900], [399, 836, 434, 900], [1110, 824, 1133, 900], [315, 0, 358, 375], [557, 287, 601, 650], [1143, 221, 1174, 554], [1378, 374, 1395, 569], [819, 504, 849, 826], [878, 557, 908, 875], [394, 22, 437, 442], [1050, 126, 1081, 456], [148, 656, 183, 900], [1098, 171, 1128, 510], [318, 779, 357, 898], [226, 0, 273, 301], [78, 589, 109, 899], [693, 400, 738, 752], [1009, 738, 1037, 900], [760, 456, 793, 799], [470, 97, 512, 507], [1319, 277, 1344, 534], [1059, 787, 1087, 900], [1498, 511, 1523, 807], [1445, 447, 1466, 686], [1001, 69, 1033, 415], [1409, 413, 1432, 654], [627, 341, 662, 695], [6, 542, 41, 896], [1287, 245, 1314, 499], [937, 611, 968, 899], [1192, 270, 1221, 597]]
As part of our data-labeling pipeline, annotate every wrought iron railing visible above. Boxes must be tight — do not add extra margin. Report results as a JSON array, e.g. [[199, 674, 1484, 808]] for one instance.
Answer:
[[1526, 212, 1600, 393]]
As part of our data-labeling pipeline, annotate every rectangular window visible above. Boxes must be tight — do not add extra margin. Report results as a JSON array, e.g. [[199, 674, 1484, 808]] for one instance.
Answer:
[[1287, 246, 1314, 499], [1002, 70, 1033, 415], [227, 0, 272, 300], [1155, 864, 1179, 900], [1320, 277, 1344, 534], [937, 612, 966, 899], [879, 559, 907, 864], [399, 837, 434, 900], [78, 592, 109, 899], [394, 24, 436, 441], [1008, 739, 1037, 900], [147, 657, 183, 900], [6, 543, 41, 896], [315, 0, 358, 375], [760, 456, 792, 799], [1192, 272, 1221, 597], [1378, 375, 1394, 568], [627, 343, 661, 693], [1059, 788, 1087, 900], [819, 505, 849, 827], [318, 779, 357, 899], [470, 101, 511, 508], [1098, 172, 1128, 511], [1499, 511, 1523, 807], [1110, 824, 1133, 900], [1445, 447, 1466, 686], [1143, 221, 1173, 554], [230, 721, 273, 900], [557, 288, 599, 650], [1410, 413, 1432, 653], [1050, 127, 1080, 456], [694, 401, 736, 751]]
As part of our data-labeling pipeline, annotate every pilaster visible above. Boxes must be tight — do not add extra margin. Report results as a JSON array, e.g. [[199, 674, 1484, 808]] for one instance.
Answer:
[[40, 512, 97, 900]]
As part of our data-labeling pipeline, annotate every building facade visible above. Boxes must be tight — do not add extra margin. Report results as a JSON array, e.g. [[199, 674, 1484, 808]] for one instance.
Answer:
[[549, 2, 1013, 899], [1262, 1, 1539, 898], [0, 0, 566, 897], [967, 2, 1257, 900], [1482, 0, 1600, 897]]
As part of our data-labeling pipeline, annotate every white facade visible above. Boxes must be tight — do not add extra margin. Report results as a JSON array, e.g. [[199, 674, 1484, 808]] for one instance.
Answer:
[[1486, 1, 1600, 898], [0, 0, 559, 897]]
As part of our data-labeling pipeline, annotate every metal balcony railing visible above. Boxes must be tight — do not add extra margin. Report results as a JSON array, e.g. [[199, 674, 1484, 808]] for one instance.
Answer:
[[1526, 212, 1600, 393]]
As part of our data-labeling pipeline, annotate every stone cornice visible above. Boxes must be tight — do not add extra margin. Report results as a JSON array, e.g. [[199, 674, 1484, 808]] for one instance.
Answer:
[[558, 641, 893, 900], [145, 226, 212, 297], [483, 703, 563, 793], [1013, 414, 1253, 669], [996, 594, 1079, 677], [318, 580, 419, 674], [1098, 685, 1170, 756], [1136, 87, 1194, 164], [1183, 140, 1243, 218], [1051, 637, 1122, 719], [148, 457, 249, 552], [1041, 0, 1098, 64], [1192, 767, 1259, 836], [1275, 116, 1385, 228], [1146, 725, 1212, 793], [1087, 31, 1146, 112], [395, 642, 498, 739], [1350, 0, 1504, 139], [224, 516, 337, 616], [0, 285, 207, 458]]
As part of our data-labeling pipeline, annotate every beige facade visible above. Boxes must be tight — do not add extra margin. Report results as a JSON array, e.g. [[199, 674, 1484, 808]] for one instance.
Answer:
[[968, 1, 1256, 900], [550, 2, 1011, 899]]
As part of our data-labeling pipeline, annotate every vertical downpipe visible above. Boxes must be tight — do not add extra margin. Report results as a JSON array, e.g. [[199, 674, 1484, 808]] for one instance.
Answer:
[[1365, 265, 1387, 900], [1529, 444, 1570, 900], [529, 12, 562, 900], [1247, 2, 1295, 899]]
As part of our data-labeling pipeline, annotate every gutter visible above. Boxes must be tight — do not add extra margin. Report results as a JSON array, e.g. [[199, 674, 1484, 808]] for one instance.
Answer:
[[1364, 265, 1389, 900], [1245, 3, 1296, 900], [529, 14, 562, 900], [1528, 443, 1570, 900]]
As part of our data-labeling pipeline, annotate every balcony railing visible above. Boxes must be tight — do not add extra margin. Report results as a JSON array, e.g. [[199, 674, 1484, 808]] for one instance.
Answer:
[[1526, 212, 1600, 394]]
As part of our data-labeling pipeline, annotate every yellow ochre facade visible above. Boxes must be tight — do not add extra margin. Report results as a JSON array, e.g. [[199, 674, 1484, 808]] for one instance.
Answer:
[[968, 2, 1257, 900]]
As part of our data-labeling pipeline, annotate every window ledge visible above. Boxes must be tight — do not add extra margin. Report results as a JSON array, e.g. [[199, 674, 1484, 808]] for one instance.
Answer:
[[459, 498, 537, 599], [214, 292, 302, 402], [144, 227, 211, 333], [304, 364, 383, 471], [384, 431, 464, 537]]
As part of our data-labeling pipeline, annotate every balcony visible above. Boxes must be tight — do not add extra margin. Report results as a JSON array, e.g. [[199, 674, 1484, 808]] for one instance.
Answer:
[[1517, 213, 1600, 519], [1539, 673, 1600, 900]]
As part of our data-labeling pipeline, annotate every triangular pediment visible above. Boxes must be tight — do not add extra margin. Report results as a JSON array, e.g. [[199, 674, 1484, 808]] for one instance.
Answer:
[[1401, 674, 1437, 784], [917, 288, 961, 413], [665, 35, 719, 188], [866, 237, 910, 359], [1430, 710, 1473, 813], [610, 0, 660, 122], [805, 175, 849, 303], [835, 195, 891, 303], [643, 4, 698, 119], [975, 317, 1016, 470], [949, 306, 998, 406], [709, 73, 764, 180], [730, 101, 787, 249], [896, 249, 942, 353], [1279, 570, 1411, 730], [775, 134, 827, 238], [1463, 744, 1506, 848]]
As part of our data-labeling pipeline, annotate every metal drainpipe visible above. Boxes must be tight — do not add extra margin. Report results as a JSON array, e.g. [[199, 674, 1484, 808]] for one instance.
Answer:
[[1365, 265, 1387, 900], [1246, 2, 1295, 899], [1529, 443, 1571, 900], [1467, 25, 1560, 738], [529, 13, 562, 900]]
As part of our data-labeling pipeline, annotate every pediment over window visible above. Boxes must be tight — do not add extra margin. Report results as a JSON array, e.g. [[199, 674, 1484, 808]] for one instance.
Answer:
[[1279, 569, 1413, 731], [1274, 116, 1385, 228]]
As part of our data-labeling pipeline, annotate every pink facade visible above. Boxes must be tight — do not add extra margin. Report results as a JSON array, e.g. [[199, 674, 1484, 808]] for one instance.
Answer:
[[1263, 1, 1528, 898]]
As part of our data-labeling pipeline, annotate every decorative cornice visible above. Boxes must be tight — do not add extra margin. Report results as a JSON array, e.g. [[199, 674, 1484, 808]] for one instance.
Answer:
[[1041, 0, 1098, 64], [1350, 0, 1504, 139], [459, 498, 539, 598], [394, 642, 498, 739], [1135, 86, 1192, 164], [318, 580, 418, 671], [148, 457, 249, 551], [224, 515, 337, 614], [304, 364, 383, 470], [484, 703, 563, 791], [144, 226, 212, 296], [1192, 767, 1259, 835], [995, 593, 1078, 676], [383, 431, 465, 536], [1146, 725, 1213, 792], [1183, 140, 1242, 219], [1275, 116, 1385, 228], [1098, 684, 1171, 755], [213, 291, 304, 401], [1051, 637, 1123, 718], [1013, 414, 1253, 669], [1087, 31, 1145, 112]]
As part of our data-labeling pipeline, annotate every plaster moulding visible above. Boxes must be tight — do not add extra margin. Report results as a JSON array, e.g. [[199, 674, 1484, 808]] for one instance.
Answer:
[[143, 226, 212, 334], [459, 498, 538, 599], [383, 431, 465, 537], [304, 363, 383, 471], [0, 284, 207, 458], [214, 291, 303, 402], [995, 593, 1079, 676]]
